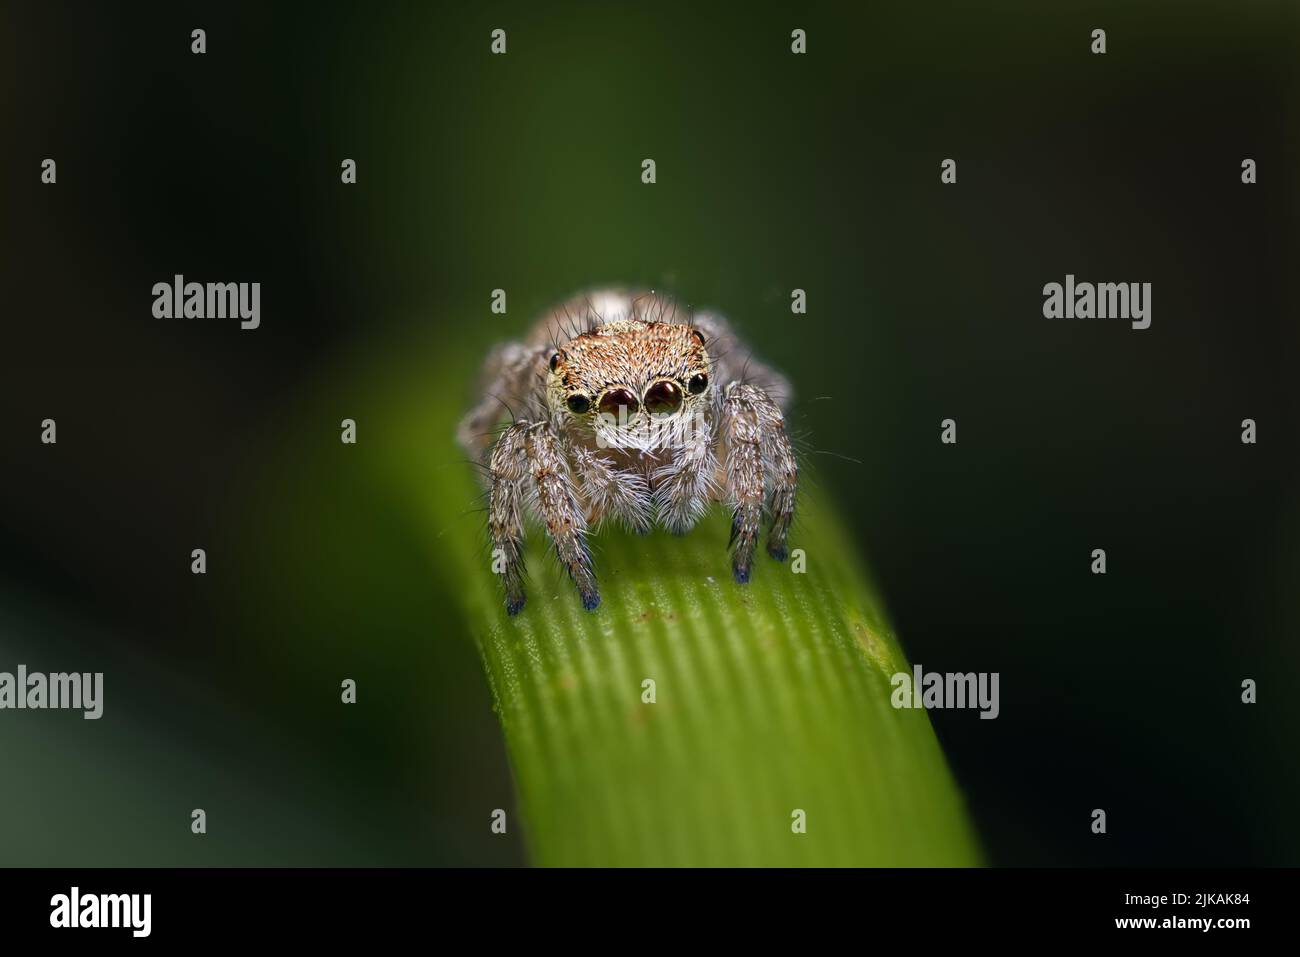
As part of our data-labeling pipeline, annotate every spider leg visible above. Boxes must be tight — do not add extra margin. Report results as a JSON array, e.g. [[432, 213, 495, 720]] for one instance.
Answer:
[[525, 423, 600, 611], [722, 383, 765, 582], [486, 421, 601, 614], [487, 423, 530, 614], [748, 388, 798, 561], [721, 382, 798, 580]]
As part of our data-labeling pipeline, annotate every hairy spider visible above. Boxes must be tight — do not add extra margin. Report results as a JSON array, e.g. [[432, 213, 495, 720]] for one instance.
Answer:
[[457, 289, 798, 615]]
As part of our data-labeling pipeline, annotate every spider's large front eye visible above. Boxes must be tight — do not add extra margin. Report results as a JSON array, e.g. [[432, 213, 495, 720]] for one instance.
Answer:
[[643, 379, 683, 415], [688, 372, 709, 395], [566, 394, 591, 414], [598, 388, 639, 418]]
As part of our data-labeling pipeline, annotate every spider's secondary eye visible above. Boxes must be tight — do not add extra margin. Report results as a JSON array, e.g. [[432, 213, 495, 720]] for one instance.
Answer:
[[598, 388, 639, 418], [566, 394, 591, 414], [549, 353, 561, 372], [688, 372, 709, 395], [643, 379, 683, 415]]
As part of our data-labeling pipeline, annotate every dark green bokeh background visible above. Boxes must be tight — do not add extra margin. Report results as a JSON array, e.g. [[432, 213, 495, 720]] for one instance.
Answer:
[[2, 0, 1297, 865]]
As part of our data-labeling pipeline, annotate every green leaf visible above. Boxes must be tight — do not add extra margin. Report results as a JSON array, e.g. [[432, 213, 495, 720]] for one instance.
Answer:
[[374, 344, 981, 867], [250, 331, 982, 866]]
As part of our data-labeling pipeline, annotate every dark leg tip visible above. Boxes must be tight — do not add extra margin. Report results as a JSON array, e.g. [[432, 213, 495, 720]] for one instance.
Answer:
[[768, 545, 788, 562], [733, 564, 752, 584], [581, 591, 601, 612], [505, 595, 526, 616]]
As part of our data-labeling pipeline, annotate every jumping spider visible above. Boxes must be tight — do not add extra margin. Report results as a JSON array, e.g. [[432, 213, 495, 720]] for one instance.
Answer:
[[457, 290, 798, 615]]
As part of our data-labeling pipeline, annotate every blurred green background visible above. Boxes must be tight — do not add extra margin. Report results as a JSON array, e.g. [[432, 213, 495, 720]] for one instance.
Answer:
[[2, 0, 1297, 865]]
